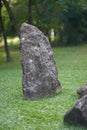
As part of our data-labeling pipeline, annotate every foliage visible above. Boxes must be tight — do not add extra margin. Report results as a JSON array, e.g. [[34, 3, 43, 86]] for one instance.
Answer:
[[1, 0, 87, 45], [0, 43, 87, 129], [57, 0, 87, 45]]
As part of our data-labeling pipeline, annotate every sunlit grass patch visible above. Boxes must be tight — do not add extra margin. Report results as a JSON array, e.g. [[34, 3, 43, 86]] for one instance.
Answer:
[[0, 44, 87, 130]]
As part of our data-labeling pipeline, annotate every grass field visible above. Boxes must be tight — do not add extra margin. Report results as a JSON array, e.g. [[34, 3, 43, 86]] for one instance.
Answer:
[[0, 43, 87, 130]]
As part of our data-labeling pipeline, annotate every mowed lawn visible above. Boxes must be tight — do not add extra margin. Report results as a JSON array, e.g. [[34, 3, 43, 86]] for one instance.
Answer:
[[0, 43, 87, 130]]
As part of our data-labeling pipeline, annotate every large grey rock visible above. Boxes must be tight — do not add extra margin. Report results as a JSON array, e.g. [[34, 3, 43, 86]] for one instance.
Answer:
[[77, 83, 87, 97], [64, 95, 87, 127], [20, 23, 62, 99]]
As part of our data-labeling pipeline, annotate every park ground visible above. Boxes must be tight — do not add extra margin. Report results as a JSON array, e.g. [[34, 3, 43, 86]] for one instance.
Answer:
[[0, 39, 87, 130]]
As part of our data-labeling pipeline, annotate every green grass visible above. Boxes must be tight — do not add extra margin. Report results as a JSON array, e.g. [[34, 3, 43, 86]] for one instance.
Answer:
[[0, 43, 87, 130]]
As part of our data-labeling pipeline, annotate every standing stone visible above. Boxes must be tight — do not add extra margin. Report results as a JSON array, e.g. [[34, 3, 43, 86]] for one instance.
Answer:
[[64, 95, 87, 127], [20, 23, 62, 99]]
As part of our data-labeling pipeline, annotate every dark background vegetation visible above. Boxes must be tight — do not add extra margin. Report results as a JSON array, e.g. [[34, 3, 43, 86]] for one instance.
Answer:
[[1, 0, 87, 46]]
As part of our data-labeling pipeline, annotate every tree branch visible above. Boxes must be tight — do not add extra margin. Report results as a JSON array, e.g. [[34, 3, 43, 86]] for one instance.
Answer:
[[2, 0, 20, 37]]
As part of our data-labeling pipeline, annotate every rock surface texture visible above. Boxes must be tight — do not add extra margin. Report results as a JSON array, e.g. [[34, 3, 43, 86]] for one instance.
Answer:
[[77, 83, 87, 97], [20, 23, 61, 99], [64, 95, 87, 127]]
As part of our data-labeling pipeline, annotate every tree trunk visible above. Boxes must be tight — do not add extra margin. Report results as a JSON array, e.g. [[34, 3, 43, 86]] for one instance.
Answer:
[[28, 0, 32, 24], [0, 1, 12, 62], [2, 0, 20, 37]]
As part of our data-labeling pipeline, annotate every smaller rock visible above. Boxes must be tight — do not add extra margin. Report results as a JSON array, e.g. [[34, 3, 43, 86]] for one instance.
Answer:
[[64, 95, 87, 127], [77, 83, 87, 97]]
